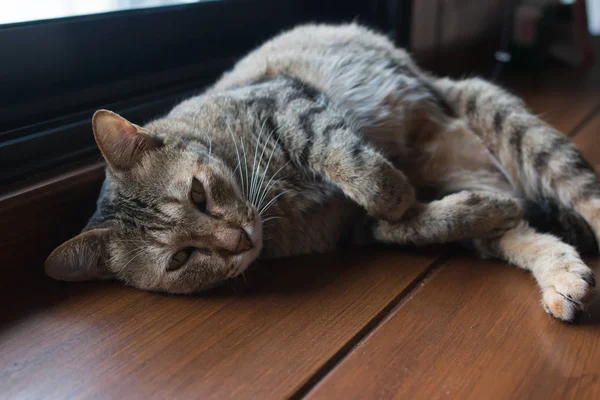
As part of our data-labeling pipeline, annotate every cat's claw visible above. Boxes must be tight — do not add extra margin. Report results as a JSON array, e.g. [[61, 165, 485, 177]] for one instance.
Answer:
[[541, 264, 595, 322]]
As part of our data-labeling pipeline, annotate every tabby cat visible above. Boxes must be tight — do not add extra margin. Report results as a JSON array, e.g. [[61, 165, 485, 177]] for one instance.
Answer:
[[46, 23, 597, 322]]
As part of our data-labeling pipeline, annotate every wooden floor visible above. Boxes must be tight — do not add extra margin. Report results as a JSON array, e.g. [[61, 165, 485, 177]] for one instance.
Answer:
[[3, 63, 600, 399]]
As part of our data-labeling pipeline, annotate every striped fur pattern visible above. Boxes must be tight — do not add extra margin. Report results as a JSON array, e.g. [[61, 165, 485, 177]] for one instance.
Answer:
[[46, 23, 596, 321]]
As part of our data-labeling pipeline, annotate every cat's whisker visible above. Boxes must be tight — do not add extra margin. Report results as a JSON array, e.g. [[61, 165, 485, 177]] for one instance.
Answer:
[[249, 140, 258, 205], [259, 189, 292, 216], [255, 177, 285, 211], [261, 216, 283, 223], [254, 165, 262, 206], [253, 125, 276, 205], [254, 129, 280, 206], [253, 141, 274, 208], [240, 137, 250, 202], [260, 176, 284, 195], [227, 124, 246, 198], [250, 119, 267, 205], [256, 163, 289, 211], [256, 161, 290, 211]]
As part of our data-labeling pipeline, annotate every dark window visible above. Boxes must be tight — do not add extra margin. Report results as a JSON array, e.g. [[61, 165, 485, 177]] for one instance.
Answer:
[[0, 0, 412, 184]]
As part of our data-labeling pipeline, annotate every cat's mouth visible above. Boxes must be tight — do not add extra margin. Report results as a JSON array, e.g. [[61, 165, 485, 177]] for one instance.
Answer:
[[229, 218, 263, 277], [236, 229, 254, 253]]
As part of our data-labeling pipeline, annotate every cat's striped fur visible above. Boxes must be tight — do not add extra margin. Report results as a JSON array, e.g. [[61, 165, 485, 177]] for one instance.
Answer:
[[46, 23, 596, 321]]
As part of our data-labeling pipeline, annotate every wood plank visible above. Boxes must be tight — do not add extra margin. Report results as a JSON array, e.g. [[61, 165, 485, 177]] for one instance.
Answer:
[[0, 249, 438, 399], [306, 256, 600, 400]]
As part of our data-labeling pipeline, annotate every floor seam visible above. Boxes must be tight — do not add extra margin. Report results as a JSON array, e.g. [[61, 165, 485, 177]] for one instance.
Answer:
[[289, 254, 450, 400]]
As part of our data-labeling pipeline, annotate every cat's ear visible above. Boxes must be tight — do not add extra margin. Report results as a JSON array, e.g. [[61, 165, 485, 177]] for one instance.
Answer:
[[92, 109, 161, 171], [45, 228, 114, 281]]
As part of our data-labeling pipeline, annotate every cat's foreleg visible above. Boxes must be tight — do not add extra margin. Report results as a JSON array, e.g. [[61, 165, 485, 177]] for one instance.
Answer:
[[270, 78, 416, 221], [315, 142, 416, 222], [473, 222, 596, 322], [296, 119, 417, 221], [371, 190, 522, 245]]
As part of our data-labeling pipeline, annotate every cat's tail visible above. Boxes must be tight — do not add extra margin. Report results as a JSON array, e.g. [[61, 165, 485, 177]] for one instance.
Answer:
[[433, 76, 600, 250], [524, 197, 598, 254]]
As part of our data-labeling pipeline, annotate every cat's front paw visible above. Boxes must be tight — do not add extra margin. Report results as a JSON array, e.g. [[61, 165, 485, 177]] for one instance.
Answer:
[[369, 186, 416, 222], [541, 262, 595, 322], [365, 171, 416, 222]]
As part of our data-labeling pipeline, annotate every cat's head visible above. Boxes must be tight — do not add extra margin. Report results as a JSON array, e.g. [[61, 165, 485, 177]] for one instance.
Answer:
[[45, 110, 262, 293]]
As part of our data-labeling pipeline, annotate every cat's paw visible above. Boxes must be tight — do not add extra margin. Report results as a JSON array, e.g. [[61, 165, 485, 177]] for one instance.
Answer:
[[367, 176, 416, 222], [456, 191, 523, 238], [541, 262, 595, 322]]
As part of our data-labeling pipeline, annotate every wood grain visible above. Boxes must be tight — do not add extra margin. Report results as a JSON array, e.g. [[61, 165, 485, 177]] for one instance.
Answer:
[[0, 249, 438, 399], [306, 256, 600, 400]]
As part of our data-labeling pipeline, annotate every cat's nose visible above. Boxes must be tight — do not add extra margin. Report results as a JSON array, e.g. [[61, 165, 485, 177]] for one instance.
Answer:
[[236, 230, 253, 253]]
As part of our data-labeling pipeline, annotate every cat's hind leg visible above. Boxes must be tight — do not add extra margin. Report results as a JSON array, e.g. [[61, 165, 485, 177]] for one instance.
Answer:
[[434, 77, 600, 250], [474, 222, 595, 322], [423, 165, 596, 321]]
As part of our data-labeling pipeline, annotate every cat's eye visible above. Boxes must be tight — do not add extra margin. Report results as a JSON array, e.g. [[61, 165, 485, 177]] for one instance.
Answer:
[[191, 179, 207, 212], [168, 249, 191, 271]]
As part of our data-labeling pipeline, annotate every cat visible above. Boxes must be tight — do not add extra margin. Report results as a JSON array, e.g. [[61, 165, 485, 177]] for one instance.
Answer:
[[45, 23, 597, 322]]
